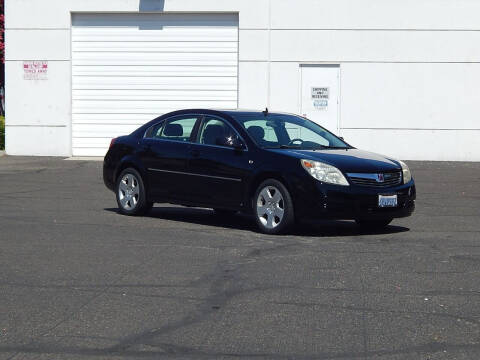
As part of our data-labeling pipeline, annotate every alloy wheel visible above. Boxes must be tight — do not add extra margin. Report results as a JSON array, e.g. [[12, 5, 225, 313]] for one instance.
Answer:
[[256, 186, 285, 229], [118, 173, 140, 211]]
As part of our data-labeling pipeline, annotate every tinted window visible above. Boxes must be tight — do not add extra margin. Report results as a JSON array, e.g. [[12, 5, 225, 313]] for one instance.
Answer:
[[147, 122, 164, 138], [156, 116, 199, 142], [198, 117, 242, 148]]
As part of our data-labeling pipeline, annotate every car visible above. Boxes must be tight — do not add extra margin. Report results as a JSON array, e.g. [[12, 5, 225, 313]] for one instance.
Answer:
[[103, 109, 416, 234]]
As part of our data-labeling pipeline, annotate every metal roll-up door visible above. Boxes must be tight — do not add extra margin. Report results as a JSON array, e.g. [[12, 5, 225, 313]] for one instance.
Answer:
[[71, 13, 238, 156]]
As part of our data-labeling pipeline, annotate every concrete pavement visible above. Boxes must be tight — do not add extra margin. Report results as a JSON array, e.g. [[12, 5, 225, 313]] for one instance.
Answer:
[[0, 156, 479, 359]]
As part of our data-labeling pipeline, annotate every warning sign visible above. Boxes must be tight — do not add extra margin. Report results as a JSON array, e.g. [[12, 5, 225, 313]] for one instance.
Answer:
[[23, 61, 48, 80], [311, 87, 329, 110]]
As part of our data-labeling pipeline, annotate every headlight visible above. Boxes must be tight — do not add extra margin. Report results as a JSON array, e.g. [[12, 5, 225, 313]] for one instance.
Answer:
[[399, 160, 412, 184], [301, 159, 349, 186]]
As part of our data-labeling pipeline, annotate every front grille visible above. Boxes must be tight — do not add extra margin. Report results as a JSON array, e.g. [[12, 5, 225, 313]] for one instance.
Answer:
[[348, 171, 402, 188]]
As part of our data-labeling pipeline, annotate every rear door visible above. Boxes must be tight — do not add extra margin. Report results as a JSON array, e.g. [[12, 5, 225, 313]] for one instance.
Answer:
[[140, 114, 202, 201], [188, 116, 250, 208]]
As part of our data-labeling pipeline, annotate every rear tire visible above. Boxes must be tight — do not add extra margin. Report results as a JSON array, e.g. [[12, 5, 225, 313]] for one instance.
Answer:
[[116, 168, 149, 216], [355, 218, 393, 229], [253, 179, 294, 235]]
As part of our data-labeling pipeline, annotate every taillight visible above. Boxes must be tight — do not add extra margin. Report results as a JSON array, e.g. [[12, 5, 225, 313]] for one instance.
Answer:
[[109, 138, 117, 149]]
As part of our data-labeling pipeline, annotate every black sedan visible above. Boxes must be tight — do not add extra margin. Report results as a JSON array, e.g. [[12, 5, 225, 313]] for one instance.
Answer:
[[104, 109, 415, 234]]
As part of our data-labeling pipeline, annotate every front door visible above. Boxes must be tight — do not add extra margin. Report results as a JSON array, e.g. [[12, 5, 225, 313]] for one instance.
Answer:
[[187, 116, 249, 209], [301, 65, 340, 134]]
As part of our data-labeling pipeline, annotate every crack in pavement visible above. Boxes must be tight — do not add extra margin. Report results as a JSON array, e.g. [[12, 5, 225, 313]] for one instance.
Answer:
[[107, 240, 303, 354]]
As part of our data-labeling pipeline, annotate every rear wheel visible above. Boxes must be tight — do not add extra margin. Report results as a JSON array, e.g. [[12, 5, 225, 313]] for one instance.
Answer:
[[116, 168, 150, 216], [355, 218, 393, 229], [253, 179, 294, 235]]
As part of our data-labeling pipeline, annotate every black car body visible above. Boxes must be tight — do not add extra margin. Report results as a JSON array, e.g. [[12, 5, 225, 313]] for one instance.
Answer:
[[104, 109, 415, 234]]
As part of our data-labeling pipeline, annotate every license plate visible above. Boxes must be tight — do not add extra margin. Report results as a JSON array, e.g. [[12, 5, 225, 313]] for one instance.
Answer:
[[378, 194, 398, 208]]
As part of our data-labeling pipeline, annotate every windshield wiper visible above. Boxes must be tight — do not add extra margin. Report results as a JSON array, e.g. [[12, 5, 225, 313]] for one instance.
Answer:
[[310, 145, 350, 150], [264, 145, 301, 149], [280, 145, 301, 149], [264, 145, 351, 150]]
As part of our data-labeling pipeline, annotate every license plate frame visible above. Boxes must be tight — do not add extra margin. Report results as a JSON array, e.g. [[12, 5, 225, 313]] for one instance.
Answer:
[[378, 194, 398, 208]]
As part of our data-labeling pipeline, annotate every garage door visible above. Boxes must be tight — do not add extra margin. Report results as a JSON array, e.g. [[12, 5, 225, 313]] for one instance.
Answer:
[[71, 13, 239, 156]]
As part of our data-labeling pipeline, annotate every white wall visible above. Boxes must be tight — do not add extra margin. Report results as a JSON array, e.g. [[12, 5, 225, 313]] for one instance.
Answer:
[[265, 0, 480, 161], [5, 0, 270, 156], [5, 0, 480, 160]]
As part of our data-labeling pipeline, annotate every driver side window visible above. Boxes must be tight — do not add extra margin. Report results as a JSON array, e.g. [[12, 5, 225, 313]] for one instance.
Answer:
[[199, 117, 242, 148]]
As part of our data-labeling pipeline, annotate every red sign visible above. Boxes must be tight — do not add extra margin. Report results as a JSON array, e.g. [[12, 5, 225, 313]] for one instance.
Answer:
[[23, 61, 48, 80]]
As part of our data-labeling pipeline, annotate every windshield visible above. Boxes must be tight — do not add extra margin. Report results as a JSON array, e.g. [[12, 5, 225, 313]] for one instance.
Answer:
[[236, 113, 351, 150]]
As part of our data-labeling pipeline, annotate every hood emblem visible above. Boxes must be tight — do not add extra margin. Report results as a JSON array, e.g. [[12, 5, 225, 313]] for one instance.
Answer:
[[376, 173, 385, 183]]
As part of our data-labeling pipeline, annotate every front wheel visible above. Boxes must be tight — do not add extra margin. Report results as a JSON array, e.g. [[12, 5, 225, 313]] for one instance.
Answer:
[[253, 179, 294, 235], [116, 168, 150, 216], [355, 218, 393, 229]]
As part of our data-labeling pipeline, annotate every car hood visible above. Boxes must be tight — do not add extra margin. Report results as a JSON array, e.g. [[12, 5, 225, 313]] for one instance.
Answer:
[[268, 148, 401, 173]]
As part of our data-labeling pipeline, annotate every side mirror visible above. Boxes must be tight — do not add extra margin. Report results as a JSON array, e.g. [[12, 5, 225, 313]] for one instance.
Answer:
[[217, 135, 245, 150], [231, 137, 245, 150]]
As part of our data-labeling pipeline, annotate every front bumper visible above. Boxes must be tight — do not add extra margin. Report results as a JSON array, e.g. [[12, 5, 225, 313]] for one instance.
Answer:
[[293, 177, 416, 221]]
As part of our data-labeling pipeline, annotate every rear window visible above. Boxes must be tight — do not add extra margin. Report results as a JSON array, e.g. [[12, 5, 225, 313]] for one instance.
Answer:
[[145, 116, 200, 142]]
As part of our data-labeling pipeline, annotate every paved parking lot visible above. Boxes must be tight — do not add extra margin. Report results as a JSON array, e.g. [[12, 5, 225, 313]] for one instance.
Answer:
[[0, 156, 479, 359]]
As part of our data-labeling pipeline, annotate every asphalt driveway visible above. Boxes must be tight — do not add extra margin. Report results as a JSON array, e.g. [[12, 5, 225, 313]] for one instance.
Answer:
[[0, 156, 479, 359]]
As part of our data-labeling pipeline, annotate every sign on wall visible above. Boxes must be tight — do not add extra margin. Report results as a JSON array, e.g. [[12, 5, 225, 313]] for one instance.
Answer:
[[311, 87, 329, 111], [23, 61, 48, 80]]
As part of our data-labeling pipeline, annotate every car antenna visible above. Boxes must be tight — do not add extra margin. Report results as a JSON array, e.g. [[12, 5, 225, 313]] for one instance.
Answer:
[[263, 107, 269, 116]]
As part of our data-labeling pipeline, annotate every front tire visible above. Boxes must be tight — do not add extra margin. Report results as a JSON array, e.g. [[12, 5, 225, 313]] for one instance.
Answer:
[[253, 179, 294, 235], [116, 168, 150, 216]]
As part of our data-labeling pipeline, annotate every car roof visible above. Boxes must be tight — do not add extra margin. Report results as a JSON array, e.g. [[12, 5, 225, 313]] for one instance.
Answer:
[[131, 108, 300, 138], [172, 108, 296, 118]]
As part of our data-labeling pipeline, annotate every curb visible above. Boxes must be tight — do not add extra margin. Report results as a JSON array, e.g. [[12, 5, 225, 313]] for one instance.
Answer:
[[64, 156, 103, 161]]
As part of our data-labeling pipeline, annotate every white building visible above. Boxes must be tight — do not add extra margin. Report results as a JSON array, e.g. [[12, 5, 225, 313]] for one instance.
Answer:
[[5, 0, 480, 160]]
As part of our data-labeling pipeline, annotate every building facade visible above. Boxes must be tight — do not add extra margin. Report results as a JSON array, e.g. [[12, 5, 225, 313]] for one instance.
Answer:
[[5, 0, 480, 160]]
